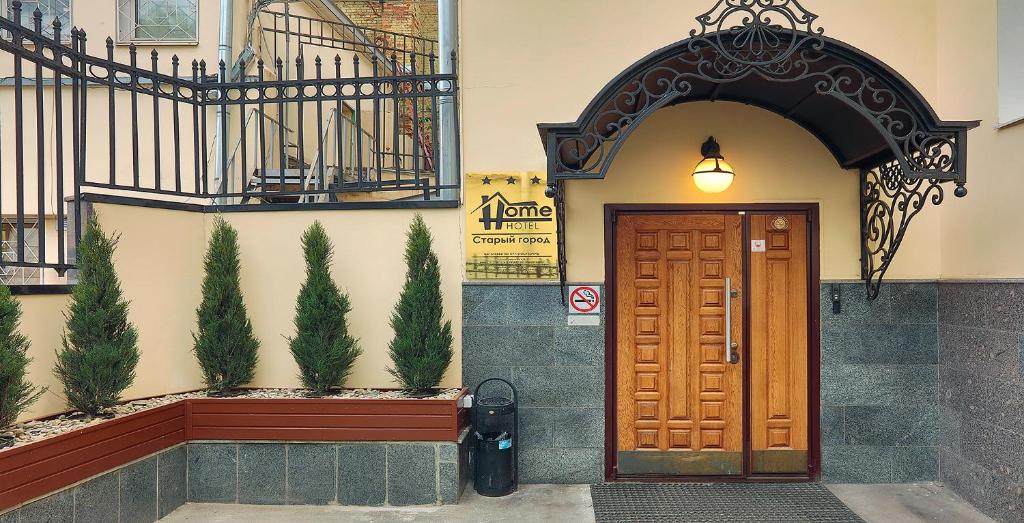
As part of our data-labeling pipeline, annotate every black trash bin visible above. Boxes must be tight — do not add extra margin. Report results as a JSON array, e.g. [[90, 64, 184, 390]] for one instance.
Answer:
[[472, 378, 517, 497]]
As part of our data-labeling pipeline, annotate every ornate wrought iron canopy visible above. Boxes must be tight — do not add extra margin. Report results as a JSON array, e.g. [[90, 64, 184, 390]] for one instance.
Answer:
[[537, 0, 978, 300]]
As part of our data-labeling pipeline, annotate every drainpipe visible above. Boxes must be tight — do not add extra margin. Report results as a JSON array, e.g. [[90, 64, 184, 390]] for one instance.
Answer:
[[213, 0, 233, 204], [438, 0, 458, 201]]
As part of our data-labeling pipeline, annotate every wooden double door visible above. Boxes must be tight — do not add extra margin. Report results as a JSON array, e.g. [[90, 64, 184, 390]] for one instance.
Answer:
[[613, 210, 813, 478]]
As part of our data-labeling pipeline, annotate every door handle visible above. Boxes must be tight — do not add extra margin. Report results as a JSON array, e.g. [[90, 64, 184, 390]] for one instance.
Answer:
[[724, 277, 740, 365]]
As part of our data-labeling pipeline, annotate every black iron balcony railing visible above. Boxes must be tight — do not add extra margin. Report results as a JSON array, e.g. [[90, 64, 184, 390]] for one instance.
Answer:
[[0, 3, 460, 275]]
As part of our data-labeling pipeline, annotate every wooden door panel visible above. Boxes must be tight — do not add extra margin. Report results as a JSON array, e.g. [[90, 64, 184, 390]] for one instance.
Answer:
[[749, 214, 809, 474], [616, 214, 743, 475]]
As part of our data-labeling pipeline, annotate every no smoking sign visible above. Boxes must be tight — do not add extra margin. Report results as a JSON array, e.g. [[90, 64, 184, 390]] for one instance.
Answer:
[[569, 285, 601, 315]]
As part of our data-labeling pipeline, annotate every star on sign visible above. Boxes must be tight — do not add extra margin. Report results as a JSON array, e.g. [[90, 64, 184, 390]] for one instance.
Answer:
[[481, 176, 491, 185], [530, 176, 542, 185], [506, 176, 517, 185]]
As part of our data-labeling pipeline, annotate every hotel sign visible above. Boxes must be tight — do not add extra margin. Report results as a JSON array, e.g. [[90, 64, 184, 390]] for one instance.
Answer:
[[465, 172, 558, 280]]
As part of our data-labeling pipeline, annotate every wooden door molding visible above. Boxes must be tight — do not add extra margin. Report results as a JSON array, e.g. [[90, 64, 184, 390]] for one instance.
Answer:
[[603, 203, 822, 482]]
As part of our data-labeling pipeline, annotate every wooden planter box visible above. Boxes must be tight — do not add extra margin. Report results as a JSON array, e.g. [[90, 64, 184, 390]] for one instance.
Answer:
[[187, 390, 470, 442], [0, 401, 187, 510], [0, 389, 469, 512]]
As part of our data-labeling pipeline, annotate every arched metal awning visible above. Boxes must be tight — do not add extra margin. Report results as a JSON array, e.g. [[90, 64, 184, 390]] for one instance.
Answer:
[[537, 0, 978, 299]]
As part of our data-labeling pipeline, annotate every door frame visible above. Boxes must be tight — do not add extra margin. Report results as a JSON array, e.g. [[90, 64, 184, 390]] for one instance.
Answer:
[[603, 203, 822, 482]]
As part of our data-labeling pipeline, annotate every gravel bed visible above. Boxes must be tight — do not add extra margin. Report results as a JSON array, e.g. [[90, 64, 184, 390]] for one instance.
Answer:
[[0, 387, 462, 451]]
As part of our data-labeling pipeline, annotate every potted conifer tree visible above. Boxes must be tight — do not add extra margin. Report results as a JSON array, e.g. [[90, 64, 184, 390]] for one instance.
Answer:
[[193, 216, 260, 396], [0, 284, 43, 448], [54, 215, 139, 417], [289, 221, 360, 396], [387, 214, 453, 397]]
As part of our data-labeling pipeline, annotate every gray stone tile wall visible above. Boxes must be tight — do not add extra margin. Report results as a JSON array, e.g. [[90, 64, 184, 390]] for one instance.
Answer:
[[187, 439, 464, 507], [820, 282, 940, 483], [0, 436, 464, 522], [464, 282, 942, 485], [0, 445, 186, 523], [463, 283, 605, 484], [938, 282, 1024, 523]]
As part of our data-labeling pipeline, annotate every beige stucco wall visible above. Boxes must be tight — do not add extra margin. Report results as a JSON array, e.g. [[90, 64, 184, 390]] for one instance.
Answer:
[[14, 293, 70, 422], [16, 202, 207, 422], [459, 0, 957, 282], [935, 0, 1024, 279], [219, 208, 462, 389]]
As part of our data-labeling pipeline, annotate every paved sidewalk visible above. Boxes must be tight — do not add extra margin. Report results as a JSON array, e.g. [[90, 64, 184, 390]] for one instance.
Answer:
[[162, 482, 993, 523], [828, 483, 996, 523]]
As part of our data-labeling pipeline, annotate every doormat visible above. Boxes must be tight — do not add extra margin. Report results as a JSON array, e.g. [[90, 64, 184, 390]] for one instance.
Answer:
[[590, 483, 865, 522]]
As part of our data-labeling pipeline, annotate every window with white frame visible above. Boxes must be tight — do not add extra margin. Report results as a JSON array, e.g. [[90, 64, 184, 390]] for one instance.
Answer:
[[117, 0, 198, 43], [4, 0, 71, 41], [0, 218, 41, 285], [998, 0, 1024, 127]]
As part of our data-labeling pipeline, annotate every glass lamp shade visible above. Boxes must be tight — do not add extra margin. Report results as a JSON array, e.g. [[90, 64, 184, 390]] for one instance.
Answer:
[[692, 157, 735, 193]]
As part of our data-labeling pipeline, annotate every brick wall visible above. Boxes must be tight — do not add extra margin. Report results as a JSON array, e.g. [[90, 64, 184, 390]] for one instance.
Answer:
[[333, 0, 437, 41]]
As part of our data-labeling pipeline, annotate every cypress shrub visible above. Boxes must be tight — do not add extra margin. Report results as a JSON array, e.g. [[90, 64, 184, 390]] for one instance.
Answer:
[[0, 284, 44, 435], [289, 222, 360, 395], [193, 216, 259, 395], [54, 215, 139, 415], [387, 214, 453, 390]]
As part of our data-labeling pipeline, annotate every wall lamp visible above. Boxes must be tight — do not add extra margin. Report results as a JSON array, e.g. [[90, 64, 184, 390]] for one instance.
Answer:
[[692, 136, 735, 193]]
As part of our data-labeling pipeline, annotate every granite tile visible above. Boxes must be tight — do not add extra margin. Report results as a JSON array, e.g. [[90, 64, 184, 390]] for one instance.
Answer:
[[889, 283, 937, 324], [238, 443, 286, 505], [941, 449, 997, 516], [187, 443, 237, 503], [0, 510, 15, 523], [120, 456, 158, 523], [821, 364, 936, 407], [550, 408, 604, 449], [439, 442, 458, 463], [337, 443, 386, 506], [892, 446, 939, 482], [825, 324, 938, 365], [286, 444, 336, 505], [462, 327, 527, 367], [820, 283, 890, 327], [19, 489, 74, 523], [844, 405, 938, 446], [463, 284, 570, 326], [937, 405, 962, 456], [820, 445, 891, 483], [939, 282, 1024, 332], [518, 447, 603, 484], [516, 407, 555, 449], [157, 446, 187, 517], [820, 406, 845, 446], [463, 325, 603, 367], [941, 366, 1024, 435], [510, 366, 603, 408], [461, 365, 512, 394], [439, 460, 460, 504], [960, 419, 1024, 480], [386, 443, 437, 506], [74, 472, 119, 523], [938, 324, 1021, 382], [986, 469, 1024, 523]]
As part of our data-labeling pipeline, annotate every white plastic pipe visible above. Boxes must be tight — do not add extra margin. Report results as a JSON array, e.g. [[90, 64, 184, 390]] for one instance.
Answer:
[[438, 0, 458, 201], [213, 0, 233, 204]]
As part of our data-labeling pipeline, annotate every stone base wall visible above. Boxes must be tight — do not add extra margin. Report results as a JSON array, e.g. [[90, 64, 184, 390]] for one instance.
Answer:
[[0, 434, 468, 522], [938, 282, 1024, 523], [463, 283, 605, 484], [187, 435, 468, 507], [463, 282, 944, 484], [819, 282, 940, 483], [0, 445, 186, 523]]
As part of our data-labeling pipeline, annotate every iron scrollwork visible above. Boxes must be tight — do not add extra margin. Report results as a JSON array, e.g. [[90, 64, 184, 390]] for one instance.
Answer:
[[542, 0, 974, 299], [860, 161, 943, 300]]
